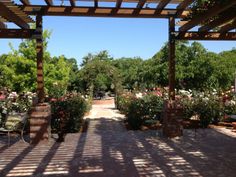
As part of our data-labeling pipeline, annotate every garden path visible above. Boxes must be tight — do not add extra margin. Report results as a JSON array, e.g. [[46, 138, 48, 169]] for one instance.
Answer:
[[0, 98, 236, 177]]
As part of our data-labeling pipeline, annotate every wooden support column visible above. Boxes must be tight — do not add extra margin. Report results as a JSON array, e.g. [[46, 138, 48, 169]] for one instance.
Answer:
[[163, 16, 183, 138], [36, 14, 45, 103], [168, 16, 175, 100], [30, 14, 51, 144]]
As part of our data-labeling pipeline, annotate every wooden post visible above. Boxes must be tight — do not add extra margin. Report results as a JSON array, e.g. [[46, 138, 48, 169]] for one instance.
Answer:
[[36, 14, 45, 103], [168, 16, 176, 100], [30, 14, 51, 144], [163, 16, 182, 138]]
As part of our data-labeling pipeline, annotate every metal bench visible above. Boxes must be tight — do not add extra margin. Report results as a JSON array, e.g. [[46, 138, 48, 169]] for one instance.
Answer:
[[0, 112, 28, 145]]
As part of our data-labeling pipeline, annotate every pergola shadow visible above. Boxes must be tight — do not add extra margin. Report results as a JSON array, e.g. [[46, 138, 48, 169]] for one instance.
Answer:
[[0, 118, 236, 176]]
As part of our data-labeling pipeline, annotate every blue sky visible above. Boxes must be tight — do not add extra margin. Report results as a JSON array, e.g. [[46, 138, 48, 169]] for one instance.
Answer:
[[0, 16, 235, 65]]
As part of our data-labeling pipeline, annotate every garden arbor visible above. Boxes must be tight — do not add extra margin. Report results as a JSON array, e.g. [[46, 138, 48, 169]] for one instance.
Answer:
[[0, 0, 236, 141]]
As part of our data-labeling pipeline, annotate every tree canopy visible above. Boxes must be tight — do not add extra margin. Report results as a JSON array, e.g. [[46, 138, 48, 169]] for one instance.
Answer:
[[0, 31, 235, 96]]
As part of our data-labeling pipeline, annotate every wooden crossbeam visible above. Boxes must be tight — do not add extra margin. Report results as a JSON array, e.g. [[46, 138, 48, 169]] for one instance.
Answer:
[[179, 0, 236, 32], [0, 21, 7, 29], [133, 0, 146, 15], [112, 0, 123, 14], [0, 16, 7, 22], [94, 0, 98, 8], [45, 0, 53, 6], [20, 0, 30, 5], [0, 29, 37, 38], [176, 32, 236, 40], [199, 10, 236, 32], [0, 1, 30, 29], [176, 0, 194, 17], [69, 0, 76, 6], [22, 6, 188, 18], [116, 0, 123, 8], [219, 20, 236, 33], [155, 0, 171, 15]]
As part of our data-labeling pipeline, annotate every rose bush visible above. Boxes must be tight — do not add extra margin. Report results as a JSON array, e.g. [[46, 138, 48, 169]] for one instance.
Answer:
[[50, 93, 89, 134], [117, 92, 164, 130]]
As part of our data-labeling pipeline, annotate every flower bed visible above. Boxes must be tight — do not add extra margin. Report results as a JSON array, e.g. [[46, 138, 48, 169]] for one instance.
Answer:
[[117, 87, 236, 130]]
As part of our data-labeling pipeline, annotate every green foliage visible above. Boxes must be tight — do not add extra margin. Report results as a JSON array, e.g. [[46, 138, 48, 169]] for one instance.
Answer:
[[45, 55, 72, 97], [112, 57, 144, 90], [0, 28, 235, 103], [180, 92, 224, 127], [50, 94, 88, 133], [117, 93, 164, 130], [78, 51, 121, 97]]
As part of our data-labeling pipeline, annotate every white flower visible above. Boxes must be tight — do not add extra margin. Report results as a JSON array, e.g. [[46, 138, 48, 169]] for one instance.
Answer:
[[225, 100, 236, 106], [135, 92, 143, 98]]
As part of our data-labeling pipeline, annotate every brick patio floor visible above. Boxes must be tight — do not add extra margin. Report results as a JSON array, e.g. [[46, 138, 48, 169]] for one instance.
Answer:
[[0, 99, 236, 177]]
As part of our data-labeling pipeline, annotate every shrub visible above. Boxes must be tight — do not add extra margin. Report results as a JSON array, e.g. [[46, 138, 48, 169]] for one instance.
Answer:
[[224, 93, 236, 116], [50, 93, 88, 133], [116, 92, 134, 115], [180, 91, 224, 127], [118, 93, 164, 130]]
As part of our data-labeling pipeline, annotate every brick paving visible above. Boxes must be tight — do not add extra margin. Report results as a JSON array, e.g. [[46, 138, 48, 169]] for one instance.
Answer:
[[0, 99, 236, 177]]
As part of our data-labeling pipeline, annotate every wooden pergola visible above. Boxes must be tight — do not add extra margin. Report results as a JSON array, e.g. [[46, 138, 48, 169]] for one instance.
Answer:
[[0, 0, 236, 140]]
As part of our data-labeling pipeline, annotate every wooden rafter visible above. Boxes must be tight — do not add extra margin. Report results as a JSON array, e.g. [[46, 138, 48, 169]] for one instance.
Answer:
[[0, 16, 7, 22], [155, 0, 171, 15], [0, 21, 7, 29], [45, 0, 53, 6], [94, 0, 98, 8], [116, 0, 123, 8], [176, 32, 236, 40], [199, 9, 236, 32], [0, 1, 31, 29], [133, 0, 146, 15], [69, 0, 76, 6], [0, 29, 36, 38], [176, 0, 194, 17], [219, 20, 236, 33], [20, 0, 30, 5], [179, 0, 236, 32], [112, 0, 123, 14], [21, 6, 188, 18]]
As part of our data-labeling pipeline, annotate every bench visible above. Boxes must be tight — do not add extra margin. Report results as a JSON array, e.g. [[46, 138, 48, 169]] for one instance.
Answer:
[[0, 112, 28, 145]]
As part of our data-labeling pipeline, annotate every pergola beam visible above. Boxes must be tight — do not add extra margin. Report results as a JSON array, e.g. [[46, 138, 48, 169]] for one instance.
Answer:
[[176, 0, 194, 17], [199, 10, 236, 32], [179, 0, 236, 32], [45, 0, 53, 6], [0, 21, 7, 29], [0, 29, 37, 38], [155, 0, 171, 15], [133, 0, 146, 15], [20, 0, 30, 5], [69, 0, 76, 7], [94, 0, 98, 8], [116, 0, 123, 8], [219, 20, 236, 33], [21, 6, 188, 18], [176, 32, 236, 40], [0, 1, 30, 29]]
